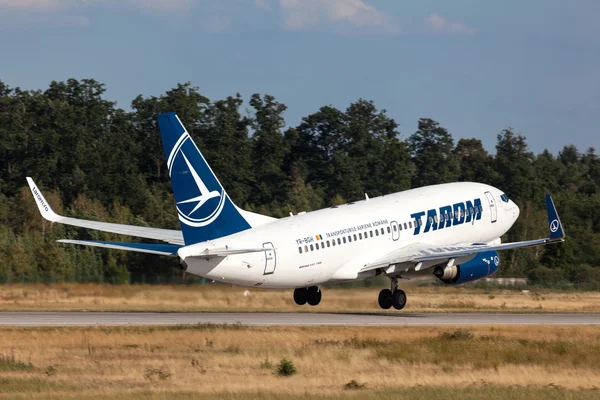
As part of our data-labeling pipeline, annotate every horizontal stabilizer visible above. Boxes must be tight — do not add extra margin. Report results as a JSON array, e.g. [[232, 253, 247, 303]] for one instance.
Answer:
[[184, 247, 269, 259], [27, 177, 184, 245], [57, 240, 182, 256]]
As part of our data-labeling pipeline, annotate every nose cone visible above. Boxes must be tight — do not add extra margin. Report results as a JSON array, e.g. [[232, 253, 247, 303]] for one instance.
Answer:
[[512, 201, 520, 219]]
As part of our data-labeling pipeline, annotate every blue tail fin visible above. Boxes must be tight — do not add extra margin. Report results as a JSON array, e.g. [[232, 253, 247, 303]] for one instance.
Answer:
[[545, 194, 565, 241], [158, 112, 251, 245]]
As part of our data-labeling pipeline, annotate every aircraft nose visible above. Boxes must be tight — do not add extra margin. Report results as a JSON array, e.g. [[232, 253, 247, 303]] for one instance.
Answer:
[[512, 201, 520, 219]]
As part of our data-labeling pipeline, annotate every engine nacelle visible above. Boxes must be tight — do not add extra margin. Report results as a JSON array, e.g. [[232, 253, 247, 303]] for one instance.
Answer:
[[434, 251, 500, 285]]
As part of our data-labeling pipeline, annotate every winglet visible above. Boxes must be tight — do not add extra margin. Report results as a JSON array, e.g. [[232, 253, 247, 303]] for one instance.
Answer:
[[26, 178, 60, 222], [545, 194, 565, 241]]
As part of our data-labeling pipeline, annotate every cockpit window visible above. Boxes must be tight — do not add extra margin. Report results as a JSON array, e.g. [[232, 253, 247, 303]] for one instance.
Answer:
[[500, 194, 510, 203]]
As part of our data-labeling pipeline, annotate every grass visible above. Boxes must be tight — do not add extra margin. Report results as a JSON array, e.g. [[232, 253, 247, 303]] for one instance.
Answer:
[[2, 386, 599, 400], [0, 325, 599, 399], [1, 283, 599, 313]]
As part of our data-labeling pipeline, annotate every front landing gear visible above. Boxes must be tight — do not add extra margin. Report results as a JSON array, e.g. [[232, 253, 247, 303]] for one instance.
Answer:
[[293, 286, 321, 306], [378, 278, 406, 310]]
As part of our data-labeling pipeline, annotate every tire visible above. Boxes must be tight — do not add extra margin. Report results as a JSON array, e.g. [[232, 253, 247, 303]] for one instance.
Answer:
[[307, 288, 322, 306], [392, 289, 407, 310], [378, 289, 393, 309], [293, 288, 307, 305]]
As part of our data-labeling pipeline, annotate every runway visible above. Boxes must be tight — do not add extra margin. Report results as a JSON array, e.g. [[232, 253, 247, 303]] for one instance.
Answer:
[[0, 312, 598, 326]]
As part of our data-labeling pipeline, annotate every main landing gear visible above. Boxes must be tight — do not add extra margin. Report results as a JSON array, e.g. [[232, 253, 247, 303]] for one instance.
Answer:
[[378, 278, 406, 310], [293, 286, 321, 306]]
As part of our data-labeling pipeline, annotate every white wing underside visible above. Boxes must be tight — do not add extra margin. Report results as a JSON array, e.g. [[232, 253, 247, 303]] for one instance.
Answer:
[[27, 176, 185, 244], [26, 178, 274, 245]]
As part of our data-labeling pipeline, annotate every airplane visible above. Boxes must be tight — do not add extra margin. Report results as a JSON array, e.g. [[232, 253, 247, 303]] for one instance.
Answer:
[[26, 112, 565, 310]]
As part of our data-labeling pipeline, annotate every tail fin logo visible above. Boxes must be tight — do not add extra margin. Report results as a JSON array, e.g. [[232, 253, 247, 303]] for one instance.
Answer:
[[550, 219, 559, 233], [167, 133, 226, 227]]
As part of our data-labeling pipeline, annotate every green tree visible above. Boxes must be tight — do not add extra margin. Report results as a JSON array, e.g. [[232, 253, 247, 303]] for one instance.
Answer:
[[494, 128, 535, 201], [409, 118, 459, 187], [249, 94, 289, 206], [453, 138, 497, 184], [201, 94, 253, 206]]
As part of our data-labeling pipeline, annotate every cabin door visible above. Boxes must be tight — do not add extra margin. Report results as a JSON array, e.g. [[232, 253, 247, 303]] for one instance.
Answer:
[[263, 242, 277, 275], [484, 191, 498, 223], [390, 221, 400, 241]]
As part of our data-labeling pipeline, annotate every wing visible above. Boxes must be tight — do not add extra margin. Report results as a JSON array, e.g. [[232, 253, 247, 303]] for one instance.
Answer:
[[57, 240, 267, 259], [361, 194, 565, 273], [27, 178, 185, 245]]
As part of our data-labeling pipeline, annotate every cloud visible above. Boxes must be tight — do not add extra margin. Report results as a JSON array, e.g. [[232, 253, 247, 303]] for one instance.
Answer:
[[0, 0, 194, 14], [276, 0, 399, 33], [0, 0, 77, 11], [123, 0, 194, 13], [0, 0, 194, 28], [425, 13, 476, 35]]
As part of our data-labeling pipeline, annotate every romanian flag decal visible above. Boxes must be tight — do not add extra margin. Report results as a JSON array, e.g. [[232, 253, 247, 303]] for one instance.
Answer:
[[315, 234, 323, 241]]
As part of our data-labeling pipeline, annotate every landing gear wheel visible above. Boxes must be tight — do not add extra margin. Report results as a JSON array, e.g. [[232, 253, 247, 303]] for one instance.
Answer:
[[378, 289, 393, 309], [293, 288, 307, 305], [392, 289, 407, 310], [307, 287, 322, 306]]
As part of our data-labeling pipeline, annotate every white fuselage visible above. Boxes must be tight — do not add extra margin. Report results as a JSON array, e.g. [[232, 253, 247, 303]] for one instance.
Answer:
[[177, 182, 520, 288]]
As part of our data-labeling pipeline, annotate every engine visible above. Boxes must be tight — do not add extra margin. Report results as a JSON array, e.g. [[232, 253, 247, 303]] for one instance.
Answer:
[[433, 251, 500, 285]]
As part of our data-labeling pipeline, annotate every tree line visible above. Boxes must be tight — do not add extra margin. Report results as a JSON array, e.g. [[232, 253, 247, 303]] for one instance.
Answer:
[[0, 79, 599, 286]]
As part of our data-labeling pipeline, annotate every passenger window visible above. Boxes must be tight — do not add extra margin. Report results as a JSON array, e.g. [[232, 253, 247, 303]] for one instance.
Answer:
[[375, 230, 379, 236], [429, 217, 433, 224], [310, 244, 314, 251], [343, 237, 346, 244], [399, 224, 403, 231], [387, 227, 391, 234], [332, 240, 336, 247], [304, 245, 308, 252], [337, 238, 341, 245], [354, 234, 357, 241], [434, 215, 438, 223], [370, 231, 373, 238], [381, 228, 385, 235], [327, 240, 330, 248], [403, 223, 407, 230], [409, 221, 412, 228], [298, 247, 302, 254], [393, 225, 397, 231], [359, 233, 363, 239], [470, 207, 474, 214]]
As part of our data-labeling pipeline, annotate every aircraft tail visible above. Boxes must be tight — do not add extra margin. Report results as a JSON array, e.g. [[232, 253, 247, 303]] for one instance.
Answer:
[[158, 112, 252, 245]]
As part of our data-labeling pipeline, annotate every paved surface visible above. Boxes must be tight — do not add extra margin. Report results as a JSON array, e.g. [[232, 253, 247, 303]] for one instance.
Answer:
[[0, 312, 598, 326]]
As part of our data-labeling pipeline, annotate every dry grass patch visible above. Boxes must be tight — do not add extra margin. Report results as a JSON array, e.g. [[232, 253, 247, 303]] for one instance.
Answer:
[[1, 283, 600, 313], [3, 387, 600, 400], [0, 325, 599, 399]]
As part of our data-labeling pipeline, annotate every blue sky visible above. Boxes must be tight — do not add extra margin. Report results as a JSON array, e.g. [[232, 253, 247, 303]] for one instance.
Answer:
[[1, 0, 598, 154]]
